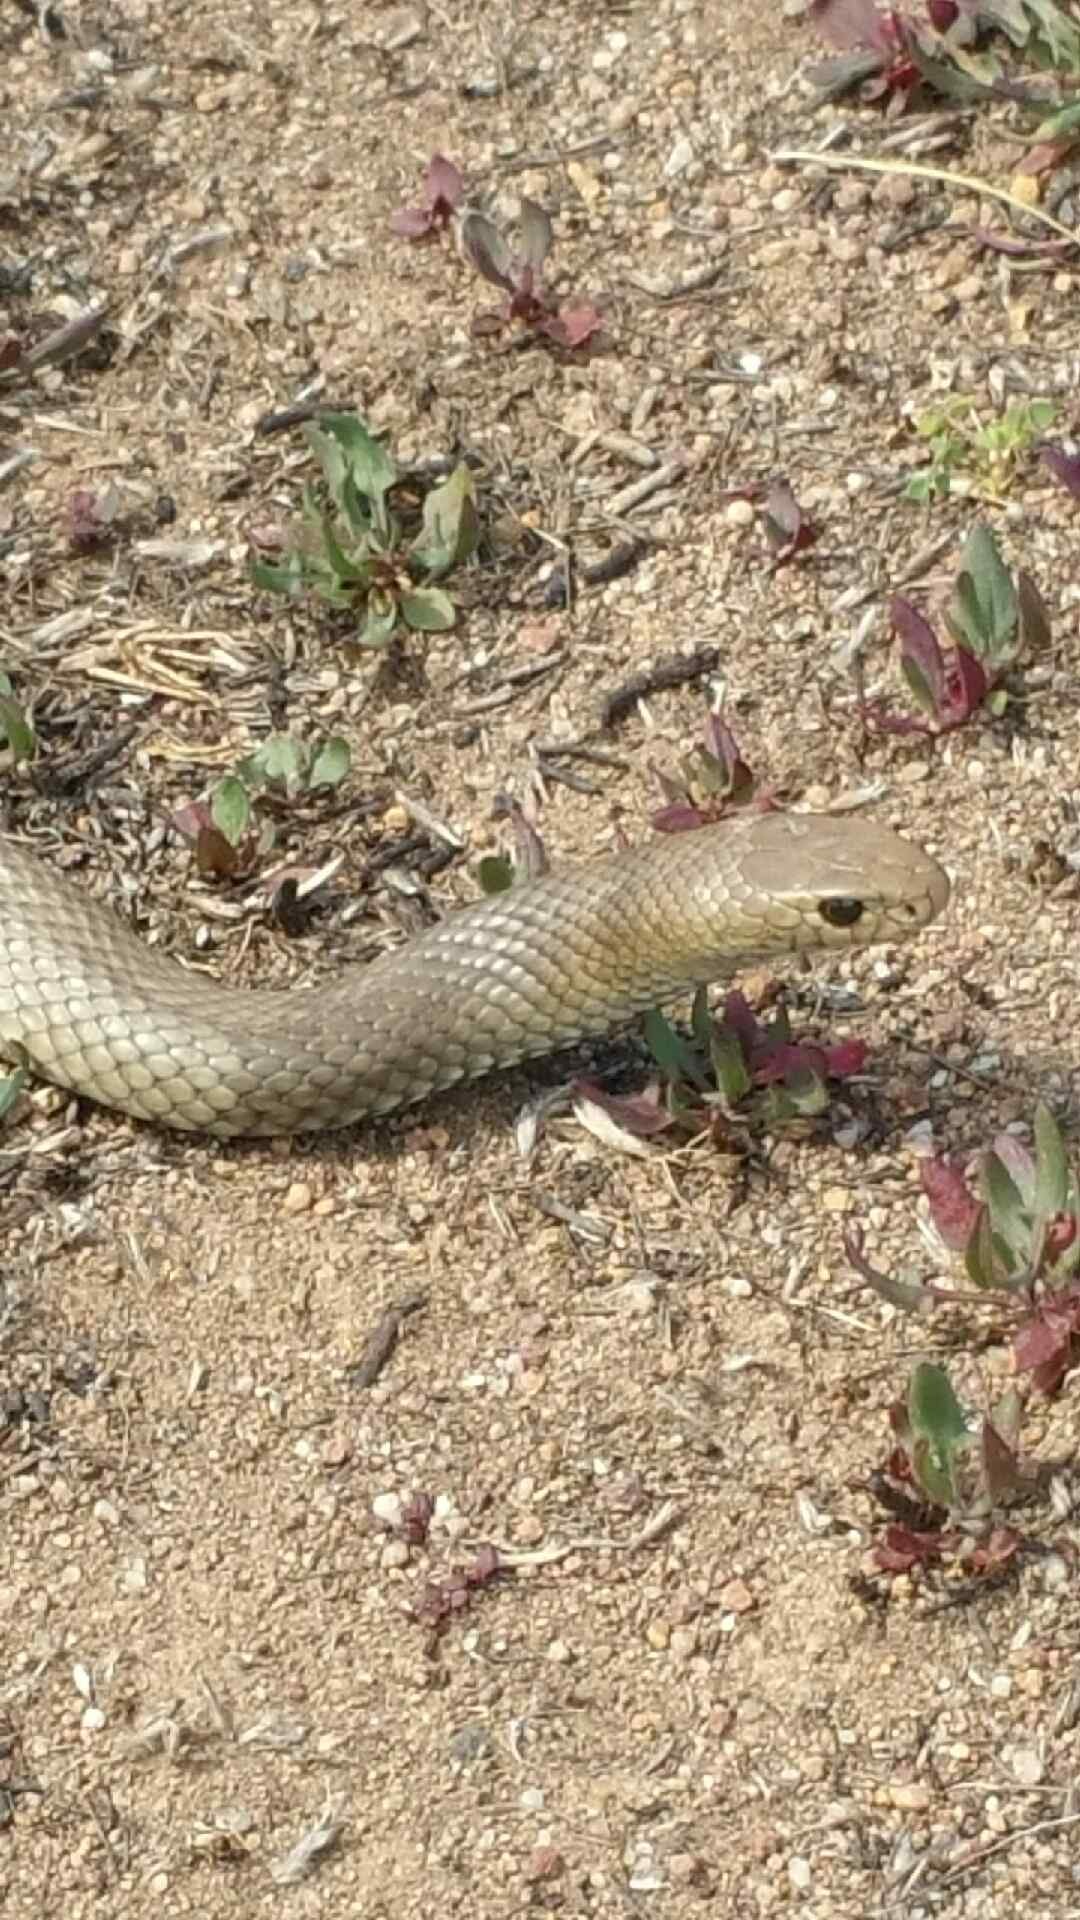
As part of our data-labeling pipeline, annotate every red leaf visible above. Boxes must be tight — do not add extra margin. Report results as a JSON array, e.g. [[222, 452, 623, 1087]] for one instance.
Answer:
[[891, 596, 947, 709], [752, 1041, 828, 1085], [872, 1522, 944, 1573], [810, 0, 894, 54], [1041, 444, 1080, 499], [720, 992, 764, 1055], [920, 1155, 981, 1250], [546, 302, 604, 349], [966, 1526, 1021, 1574], [652, 803, 712, 835], [821, 1039, 868, 1079], [761, 479, 818, 564], [171, 801, 212, 842], [942, 646, 989, 724], [1006, 1305, 1076, 1382], [194, 824, 241, 877], [424, 153, 463, 214], [389, 206, 435, 239], [1046, 1213, 1078, 1258]]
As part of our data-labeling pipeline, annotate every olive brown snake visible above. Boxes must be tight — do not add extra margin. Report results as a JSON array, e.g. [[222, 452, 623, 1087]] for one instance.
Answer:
[[0, 811, 949, 1138]]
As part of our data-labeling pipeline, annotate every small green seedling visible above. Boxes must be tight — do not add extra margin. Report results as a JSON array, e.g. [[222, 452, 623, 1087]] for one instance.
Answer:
[[173, 732, 351, 880], [849, 1103, 1080, 1396], [573, 986, 868, 1150], [869, 1361, 1025, 1576], [651, 705, 759, 833], [904, 395, 1056, 506], [0, 671, 34, 763], [864, 522, 1049, 734], [251, 412, 479, 648]]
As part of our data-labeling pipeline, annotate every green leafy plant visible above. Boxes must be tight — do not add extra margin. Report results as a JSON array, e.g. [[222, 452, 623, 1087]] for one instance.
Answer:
[[863, 522, 1049, 734], [573, 986, 869, 1150], [173, 731, 351, 879], [459, 201, 604, 350], [251, 413, 479, 648], [651, 705, 760, 832], [809, 1, 1080, 116], [0, 672, 34, 763], [867, 1361, 1026, 1576], [848, 1104, 1080, 1394], [904, 395, 1056, 505]]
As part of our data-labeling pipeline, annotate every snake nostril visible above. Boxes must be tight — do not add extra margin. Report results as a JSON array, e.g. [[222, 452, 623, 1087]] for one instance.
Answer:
[[819, 896, 865, 929]]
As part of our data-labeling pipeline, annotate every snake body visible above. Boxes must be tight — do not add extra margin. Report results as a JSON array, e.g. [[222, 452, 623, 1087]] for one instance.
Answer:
[[0, 812, 948, 1138]]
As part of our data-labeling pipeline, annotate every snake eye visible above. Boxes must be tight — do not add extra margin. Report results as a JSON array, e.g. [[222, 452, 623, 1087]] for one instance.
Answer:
[[819, 896, 864, 929]]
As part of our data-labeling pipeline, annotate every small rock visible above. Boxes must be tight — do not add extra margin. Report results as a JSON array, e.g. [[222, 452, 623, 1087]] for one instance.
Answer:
[[665, 137, 694, 179], [788, 1855, 812, 1891], [717, 1577, 754, 1614], [281, 1181, 312, 1216], [547, 1638, 572, 1664], [725, 497, 756, 528], [669, 1852, 706, 1886], [645, 1619, 670, 1651], [372, 1492, 404, 1528], [822, 1186, 852, 1214], [526, 1846, 565, 1882], [1011, 1746, 1044, 1786], [875, 173, 916, 209], [888, 1781, 931, 1812]]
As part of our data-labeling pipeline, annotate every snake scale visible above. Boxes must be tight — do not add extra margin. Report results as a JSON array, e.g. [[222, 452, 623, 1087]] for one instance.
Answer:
[[0, 811, 949, 1138]]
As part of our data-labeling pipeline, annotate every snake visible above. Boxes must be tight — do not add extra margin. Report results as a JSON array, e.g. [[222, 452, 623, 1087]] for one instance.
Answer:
[[0, 810, 949, 1139]]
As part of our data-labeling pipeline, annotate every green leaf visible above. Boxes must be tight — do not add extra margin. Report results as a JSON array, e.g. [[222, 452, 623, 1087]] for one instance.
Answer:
[[211, 776, 251, 846], [253, 733, 309, 796], [309, 736, 351, 789], [357, 589, 400, 649], [780, 1063, 829, 1116], [1033, 1102, 1070, 1219], [981, 1146, 1032, 1262], [476, 854, 515, 895], [250, 554, 306, 598], [690, 987, 713, 1053], [1015, 571, 1051, 655], [964, 1204, 1002, 1290], [908, 1362, 970, 1506], [314, 507, 373, 585], [400, 586, 457, 632], [643, 1009, 709, 1090], [1027, 399, 1056, 433], [903, 469, 938, 507], [411, 462, 480, 577], [0, 684, 34, 762], [305, 413, 398, 513], [900, 652, 943, 718], [1033, 100, 1080, 140], [945, 524, 1017, 664], [0, 1059, 27, 1123], [709, 1023, 750, 1102]]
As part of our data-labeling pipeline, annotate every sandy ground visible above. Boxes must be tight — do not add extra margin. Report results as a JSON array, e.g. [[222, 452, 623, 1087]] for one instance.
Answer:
[[3, 0, 1080, 1913]]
